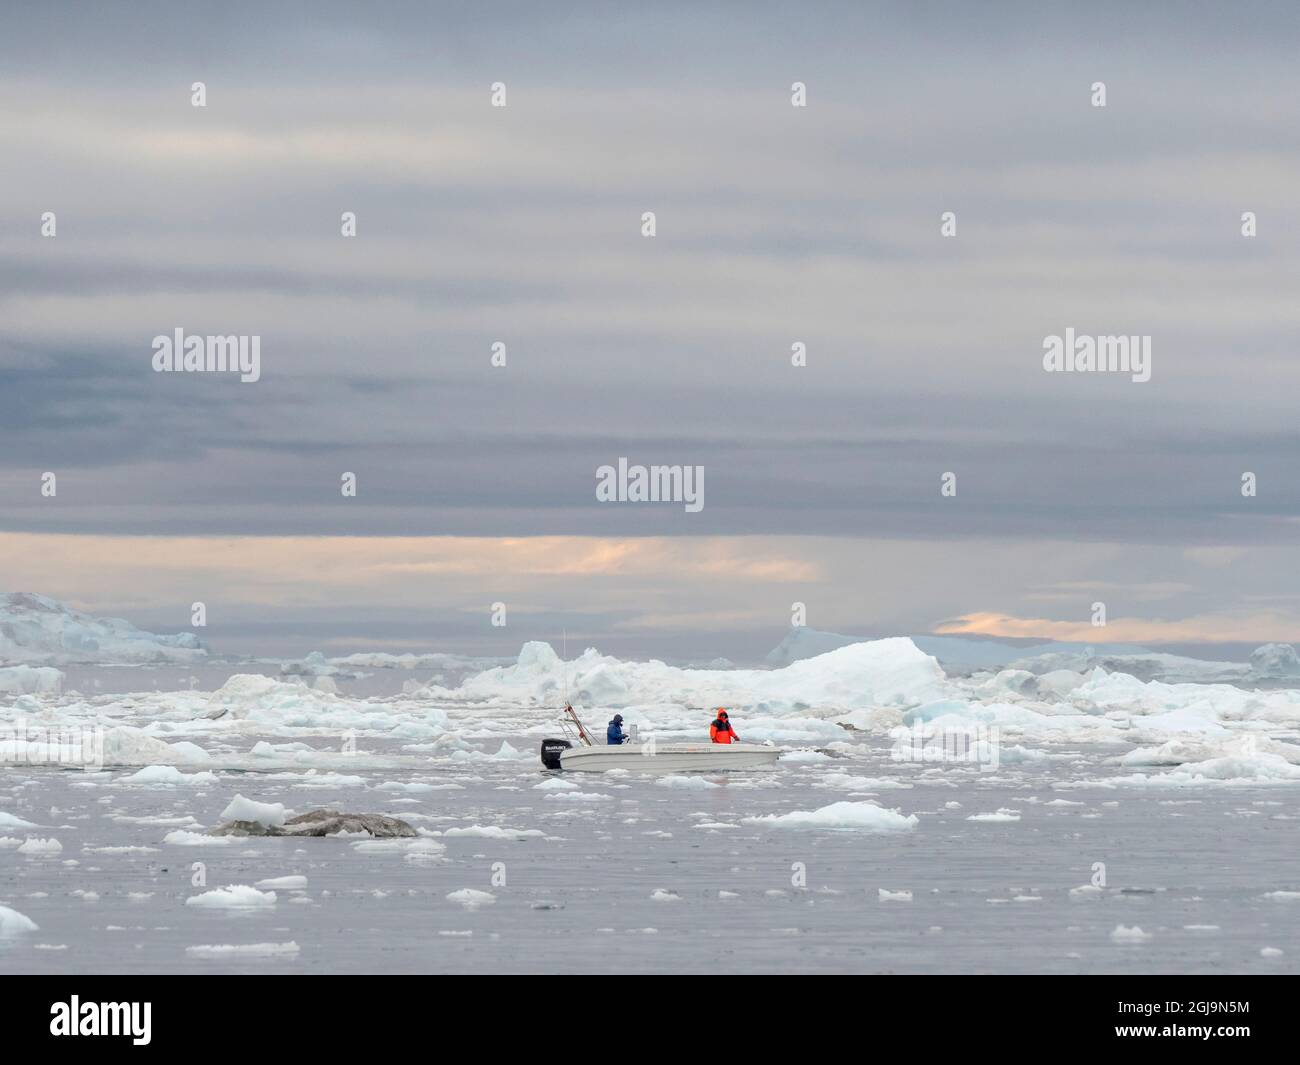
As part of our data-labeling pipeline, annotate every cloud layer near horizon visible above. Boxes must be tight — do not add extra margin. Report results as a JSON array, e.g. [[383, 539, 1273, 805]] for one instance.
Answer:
[[3, 531, 1297, 656]]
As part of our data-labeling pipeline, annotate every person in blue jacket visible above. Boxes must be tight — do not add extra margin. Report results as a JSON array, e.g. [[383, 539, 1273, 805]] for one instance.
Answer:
[[607, 714, 626, 745]]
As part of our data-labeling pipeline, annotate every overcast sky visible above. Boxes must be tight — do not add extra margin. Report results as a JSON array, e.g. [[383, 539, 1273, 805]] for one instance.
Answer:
[[2, 2, 1299, 659]]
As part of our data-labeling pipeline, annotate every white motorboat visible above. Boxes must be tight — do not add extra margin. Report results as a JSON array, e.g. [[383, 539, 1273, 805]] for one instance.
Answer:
[[540, 705, 779, 773], [559, 741, 779, 773]]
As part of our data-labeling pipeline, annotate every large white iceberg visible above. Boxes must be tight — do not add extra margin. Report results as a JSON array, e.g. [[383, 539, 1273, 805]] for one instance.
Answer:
[[0, 593, 205, 665]]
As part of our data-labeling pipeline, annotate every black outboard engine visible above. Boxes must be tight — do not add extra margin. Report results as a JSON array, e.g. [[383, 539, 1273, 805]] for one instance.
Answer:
[[540, 738, 572, 770]]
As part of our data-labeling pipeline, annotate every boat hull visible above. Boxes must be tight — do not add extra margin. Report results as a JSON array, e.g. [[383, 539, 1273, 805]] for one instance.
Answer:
[[558, 742, 779, 773]]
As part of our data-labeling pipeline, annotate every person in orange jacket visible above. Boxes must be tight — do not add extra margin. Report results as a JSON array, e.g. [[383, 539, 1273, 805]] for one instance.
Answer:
[[709, 709, 740, 744]]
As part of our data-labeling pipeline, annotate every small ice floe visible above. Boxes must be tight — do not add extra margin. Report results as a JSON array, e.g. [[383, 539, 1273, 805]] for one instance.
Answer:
[[186, 942, 300, 958], [1184, 924, 1220, 931], [253, 876, 307, 890], [780, 749, 832, 764], [1110, 925, 1153, 943], [656, 775, 720, 790], [352, 838, 446, 864], [744, 801, 918, 833], [650, 889, 681, 902], [119, 766, 217, 786], [290, 772, 367, 789], [533, 777, 578, 791], [0, 904, 39, 935], [1069, 885, 1105, 898], [440, 825, 544, 840], [1263, 890, 1300, 900], [375, 781, 442, 794], [1261, 947, 1284, 958], [219, 795, 287, 829], [163, 830, 234, 846], [878, 888, 912, 902], [185, 885, 277, 910], [966, 809, 1021, 822], [446, 888, 495, 909], [820, 772, 912, 791], [0, 812, 39, 830], [544, 791, 609, 802], [719, 890, 740, 899], [0, 837, 24, 849], [17, 837, 62, 856], [82, 845, 160, 855]]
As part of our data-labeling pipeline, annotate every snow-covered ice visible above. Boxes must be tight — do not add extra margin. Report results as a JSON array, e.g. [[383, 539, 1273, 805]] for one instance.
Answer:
[[2, 633, 1299, 973]]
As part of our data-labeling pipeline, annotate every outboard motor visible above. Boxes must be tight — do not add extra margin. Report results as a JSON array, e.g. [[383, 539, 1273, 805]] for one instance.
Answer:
[[540, 737, 572, 770]]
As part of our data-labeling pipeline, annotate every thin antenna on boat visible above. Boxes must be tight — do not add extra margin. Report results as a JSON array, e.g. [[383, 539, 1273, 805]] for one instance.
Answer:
[[562, 628, 569, 707]]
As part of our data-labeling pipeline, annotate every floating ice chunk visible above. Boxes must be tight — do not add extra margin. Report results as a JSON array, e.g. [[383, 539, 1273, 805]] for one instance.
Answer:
[[253, 876, 307, 890], [441, 825, 544, 840], [351, 838, 446, 864], [0, 665, 63, 694], [0, 904, 40, 934], [822, 772, 912, 791], [0, 812, 39, 829], [102, 727, 193, 767], [545, 791, 609, 802], [533, 777, 578, 791], [1110, 925, 1152, 943], [163, 829, 233, 846], [656, 775, 720, 790], [186, 941, 299, 958], [1261, 946, 1284, 957], [447, 888, 495, 909], [167, 741, 211, 762], [186, 885, 277, 910], [966, 809, 1021, 822], [120, 765, 218, 786], [651, 889, 681, 901], [17, 837, 62, 855], [292, 772, 366, 788], [744, 801, 918, 832], [402, 840, 447, 864], [878, 888, 912, 901], [1106, 753, 1300, 787], [83, 845, 159, 854], [220, 795, 288, 828], [780, 749, 831, 763]]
